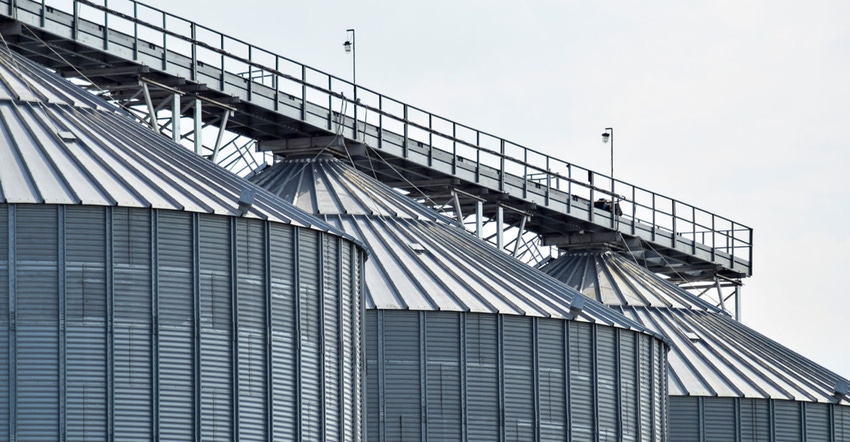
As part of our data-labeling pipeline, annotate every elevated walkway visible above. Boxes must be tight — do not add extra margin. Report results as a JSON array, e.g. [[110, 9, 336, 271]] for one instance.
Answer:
[[0, 0, 752, 287]]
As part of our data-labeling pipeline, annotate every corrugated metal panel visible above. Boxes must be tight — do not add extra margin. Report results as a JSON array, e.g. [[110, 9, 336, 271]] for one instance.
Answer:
[[537, 319, 567, 441], [638, 334, 654, 442], [740, 398, 770, 442], [774, 400, 803, 442], [269, 224, 298, 441], [668, 397, 700, 441], [199, 216, 233, 441], [619, 330, 639, 442], [569, 321, 595, 440], [237, 219, 268, 442], [653, 338, 665, 441], [367, 310, 667, 442], [340, 240, 356, 442], [464, 313, 500, 442], [65, 206, 108, 441], [15, 205, 59, 440], [503, 317, 535, 442], [382, 311, 422, 442], [16, 325, 60, 440], [0, 203, 367, 441], [0, 206, 8, 438], [365, 311, 381, 442], [425, 313, 462, 441], [597, 326, 619, 440], [157, 211, 195, 441], [704, 397, 736, 442], [805, 403, 830, 442], [836, 404, 850, 442], [113, 208, 153, 441], [298, 229, 323, 440], [323, 234, 342, 442]]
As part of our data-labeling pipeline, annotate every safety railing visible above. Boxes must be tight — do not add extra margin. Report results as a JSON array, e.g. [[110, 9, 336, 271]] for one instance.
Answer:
[[1, 0, 753, 274]]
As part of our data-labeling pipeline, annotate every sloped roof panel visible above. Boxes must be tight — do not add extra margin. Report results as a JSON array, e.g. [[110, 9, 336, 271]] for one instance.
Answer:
[[0, 50, 359, 244], [252, 157, 666, 338], [545, 251, 850, 404]]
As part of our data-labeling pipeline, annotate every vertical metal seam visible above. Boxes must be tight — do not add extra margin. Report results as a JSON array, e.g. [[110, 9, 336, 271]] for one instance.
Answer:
[[151, 210, 159, 442], [769, 399, 775, 442], [357, 245, 366, 442], [733, 397, 741, 442], [615, 329, 623, 442], [592, 325, 599, 442], [318, 233, 327, 442], [564, 321, 571, 442], [377, 310, 385, 442], [634, 335, 643, 442], [336, 237, 345, 442], [697, 396, 704, 442], [532, 318, 541, 442], [230, 217, 240, 442], [498, 314, 506, 442], [7, 205, 16, 440], [265, 222, 274, 442], [106, 207, 115, 442], [460, 314, 468, 442], [58, 205, 66, 442], [293, 228, 302, 442], [191, 213, 201, 442], [801, 401, 807, 442], [419, 311, 427, 441]]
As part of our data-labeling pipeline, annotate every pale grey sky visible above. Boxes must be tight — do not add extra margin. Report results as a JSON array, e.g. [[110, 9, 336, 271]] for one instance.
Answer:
[[143, 0, 850, 377]]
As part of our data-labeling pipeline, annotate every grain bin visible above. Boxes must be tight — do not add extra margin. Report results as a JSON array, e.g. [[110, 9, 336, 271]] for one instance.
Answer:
[[0, 51, 366, 441], [542, 250, 850, 441], [252, 156, 671, 441]]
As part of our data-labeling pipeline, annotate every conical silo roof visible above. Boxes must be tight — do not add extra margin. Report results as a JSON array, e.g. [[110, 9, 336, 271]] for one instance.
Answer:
[[251, 156, 663, 335], [0, 49, 355, 241], [541, 250, 850, 405]]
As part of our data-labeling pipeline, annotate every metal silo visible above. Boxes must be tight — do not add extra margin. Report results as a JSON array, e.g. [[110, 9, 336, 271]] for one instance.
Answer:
[[542, 250, 850, 441], [252, 156, 671, 441], [0, 52, 366, 441]]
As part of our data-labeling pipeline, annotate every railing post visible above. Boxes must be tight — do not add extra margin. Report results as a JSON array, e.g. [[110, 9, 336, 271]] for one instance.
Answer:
[[160, 12, 167, 70], [499, 139, 505, 192], [378, 95, 383, 150], [220, 34, 225, 90], [132, 1, 138, 60], [692, 206, 697, 254], [246, 45, 253, 101], [72, 0, 78, 40], [428, 114, 433, 167], [452, 122, 457, 175], [103, 0, 109, 50], [671, 201, 678, 249], [190, 22, 197, 81], [403, 104, 409, 158], [273, 57, 279, 111], [301, 65, 307, 121], [475, 132, 480, 183]]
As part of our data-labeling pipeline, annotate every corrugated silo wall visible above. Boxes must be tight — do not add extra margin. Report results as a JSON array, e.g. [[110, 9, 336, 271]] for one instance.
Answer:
[[0, 204, 365, 442], [669, 396, 850, 441], [366, 310, 668, 441]]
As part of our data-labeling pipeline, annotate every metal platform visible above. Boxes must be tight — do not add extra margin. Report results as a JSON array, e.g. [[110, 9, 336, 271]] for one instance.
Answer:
[[0, 0, 753, 315]]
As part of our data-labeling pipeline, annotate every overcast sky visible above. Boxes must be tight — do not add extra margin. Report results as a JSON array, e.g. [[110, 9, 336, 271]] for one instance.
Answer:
[[139, 0, 850, 377]]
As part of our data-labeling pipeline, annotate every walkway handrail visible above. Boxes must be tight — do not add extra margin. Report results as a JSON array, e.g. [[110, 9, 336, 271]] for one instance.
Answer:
[[3, 0, 753, 272]]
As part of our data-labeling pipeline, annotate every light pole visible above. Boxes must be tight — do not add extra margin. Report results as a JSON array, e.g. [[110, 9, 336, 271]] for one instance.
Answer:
[[343, 29, 356, 85], [601, 127, 613, 180], [601, 127, 618, 223], [343, 29, 357, 139]]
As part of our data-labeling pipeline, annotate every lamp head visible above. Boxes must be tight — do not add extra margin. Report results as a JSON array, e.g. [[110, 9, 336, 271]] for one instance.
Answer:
[[601, 132, 610, 143]]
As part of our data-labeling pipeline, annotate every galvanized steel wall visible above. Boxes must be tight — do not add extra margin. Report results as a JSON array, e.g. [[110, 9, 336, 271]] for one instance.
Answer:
[[0, 204, 364, 442], [669, 396, 850, 442], [366, 310, 668, 442]]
